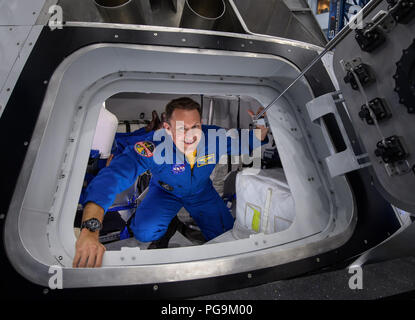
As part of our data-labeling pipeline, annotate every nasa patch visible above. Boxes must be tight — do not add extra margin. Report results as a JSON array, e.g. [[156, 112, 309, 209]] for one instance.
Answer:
[[172, 163, 186, 175], [134, 141, 155, 158]]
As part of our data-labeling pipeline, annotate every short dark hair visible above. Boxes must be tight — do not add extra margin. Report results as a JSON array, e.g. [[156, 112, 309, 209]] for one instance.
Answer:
[[165, 97, 202, 123]]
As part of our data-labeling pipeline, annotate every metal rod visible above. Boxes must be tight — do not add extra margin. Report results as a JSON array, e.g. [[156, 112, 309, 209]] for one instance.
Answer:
[[208, 99, 214, 125]]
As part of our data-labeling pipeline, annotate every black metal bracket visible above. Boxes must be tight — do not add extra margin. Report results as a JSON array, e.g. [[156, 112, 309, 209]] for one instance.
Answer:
[[375, 136, 408, 164], [344, 62, 374, 90], [359, 98, 392, 125], [355, 22, 386, 52]]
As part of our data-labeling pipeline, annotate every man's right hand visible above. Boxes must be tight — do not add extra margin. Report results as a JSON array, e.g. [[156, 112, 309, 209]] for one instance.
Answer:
[[73, 202, 106, 268], [73, 229, 106, 268]]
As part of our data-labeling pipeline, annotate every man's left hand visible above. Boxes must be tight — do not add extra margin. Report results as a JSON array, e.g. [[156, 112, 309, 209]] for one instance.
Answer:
[[248, 107, 269, 141]]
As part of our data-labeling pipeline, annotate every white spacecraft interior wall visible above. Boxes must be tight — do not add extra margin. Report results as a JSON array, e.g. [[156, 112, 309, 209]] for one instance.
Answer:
[[9, 43, 354, 272]]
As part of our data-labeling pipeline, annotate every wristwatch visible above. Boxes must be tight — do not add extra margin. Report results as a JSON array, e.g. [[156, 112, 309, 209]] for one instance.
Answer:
[[80, 218, 102, 232]]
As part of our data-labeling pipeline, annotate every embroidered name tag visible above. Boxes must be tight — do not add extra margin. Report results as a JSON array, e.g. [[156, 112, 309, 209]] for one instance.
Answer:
[[197, 154, 215, 167], [134, 141, 155, 158]]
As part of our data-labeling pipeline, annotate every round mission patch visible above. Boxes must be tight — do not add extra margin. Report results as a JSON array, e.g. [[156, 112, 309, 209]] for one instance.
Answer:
[[134, 141, 155, 158]]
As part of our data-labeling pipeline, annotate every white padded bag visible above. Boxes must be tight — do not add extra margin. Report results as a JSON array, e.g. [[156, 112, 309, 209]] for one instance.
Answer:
[[235, 168, 295, 235], [92, 105, 118, 159]]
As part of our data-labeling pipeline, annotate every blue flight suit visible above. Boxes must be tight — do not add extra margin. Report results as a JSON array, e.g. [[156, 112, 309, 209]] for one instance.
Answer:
[[111, 127, 153, 157], [79, 128, 152, 207], [84, 125, 267, 242]]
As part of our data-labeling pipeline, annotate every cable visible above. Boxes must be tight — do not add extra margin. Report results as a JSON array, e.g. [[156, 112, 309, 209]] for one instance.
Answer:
[[349, 68, 386, 146]]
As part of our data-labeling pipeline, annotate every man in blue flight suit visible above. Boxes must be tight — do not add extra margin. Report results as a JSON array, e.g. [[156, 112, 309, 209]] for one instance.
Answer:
[[73, 97, 269, 268]]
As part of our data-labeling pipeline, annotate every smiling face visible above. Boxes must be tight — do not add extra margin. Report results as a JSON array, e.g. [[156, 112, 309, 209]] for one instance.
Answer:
[[163, 108, 202, 155]]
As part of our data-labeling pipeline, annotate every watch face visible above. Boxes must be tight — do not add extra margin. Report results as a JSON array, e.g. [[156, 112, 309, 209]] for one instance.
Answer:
[[84, 218, 101, 231]]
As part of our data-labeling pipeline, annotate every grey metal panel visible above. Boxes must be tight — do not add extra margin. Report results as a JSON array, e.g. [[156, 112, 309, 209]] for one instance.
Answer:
[[332, 1, 415, 213], [0, 0, 46, 25], [0, 26, 43, 119], [0, 26, 31, 92], [232, 0, 327, 47], [351, 219, 415, 267], [0, 0, 56, 117]]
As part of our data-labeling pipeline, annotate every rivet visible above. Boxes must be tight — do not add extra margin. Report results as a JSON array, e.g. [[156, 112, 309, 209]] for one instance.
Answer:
[[153, 32, 158, 36], [316, 257, 320, 263], [114, 34, 119, 38], [43, 288, 49, 295], [153, 285, 159, 291], [23, 141, 28, 146], [182, 38, 186, 42], [0, 214, 5, 220], [247, 273, 252, 279]]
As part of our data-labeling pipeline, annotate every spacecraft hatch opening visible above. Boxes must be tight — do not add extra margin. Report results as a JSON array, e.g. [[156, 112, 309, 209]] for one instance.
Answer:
[[73, 93, 293, 251]]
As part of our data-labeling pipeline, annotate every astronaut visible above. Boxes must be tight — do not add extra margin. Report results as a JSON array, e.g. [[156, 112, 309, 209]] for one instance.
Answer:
[[73, 97, 269, 268]]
